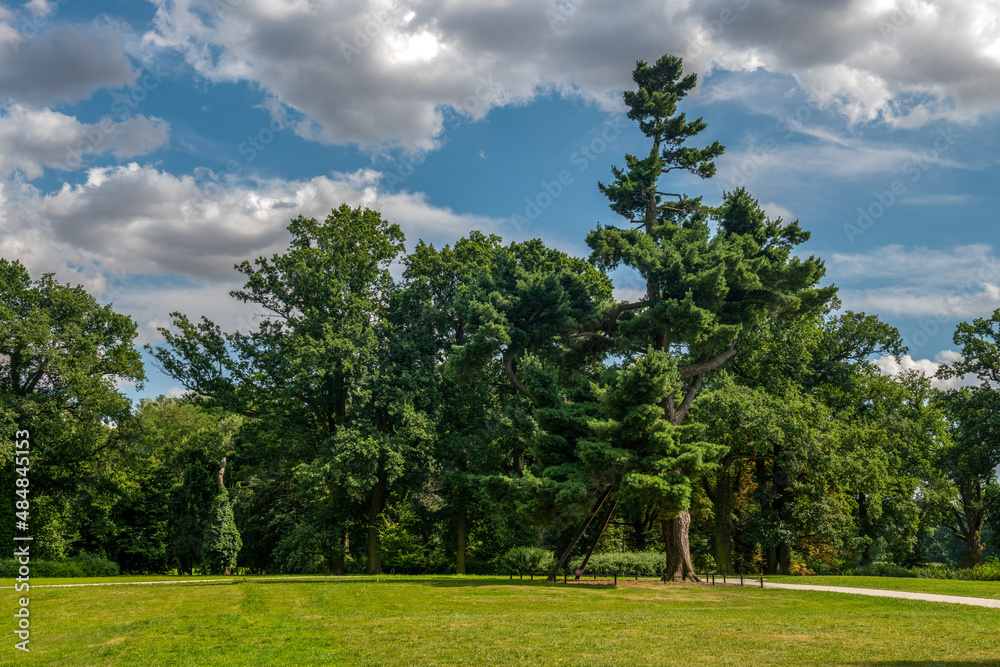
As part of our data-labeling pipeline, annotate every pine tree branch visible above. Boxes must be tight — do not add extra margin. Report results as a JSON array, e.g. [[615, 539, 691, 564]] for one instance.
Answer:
[[678, 338, 739, 379], [502, 348, 533, 400]]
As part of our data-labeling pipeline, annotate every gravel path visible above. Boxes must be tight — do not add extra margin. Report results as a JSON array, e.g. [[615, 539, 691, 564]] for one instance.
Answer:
[[762, 581, 1000, 608]]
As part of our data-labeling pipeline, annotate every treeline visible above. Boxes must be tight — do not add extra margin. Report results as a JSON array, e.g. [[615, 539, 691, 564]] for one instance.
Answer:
[[1, 55, 997, 578]]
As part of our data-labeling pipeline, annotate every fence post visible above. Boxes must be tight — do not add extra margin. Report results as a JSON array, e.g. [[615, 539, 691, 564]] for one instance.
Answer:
[[723, 572, 726, 584], [760, 574, 763, 588], [614, 572, 617, 585], [740, 572, 744, 586], [711, 573, 715, 586]]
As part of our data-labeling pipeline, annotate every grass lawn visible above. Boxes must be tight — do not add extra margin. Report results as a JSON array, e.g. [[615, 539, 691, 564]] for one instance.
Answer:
[[1, 573, 341, 587], [767, 575, 1000, 600], [4, 576, 1000, 666]]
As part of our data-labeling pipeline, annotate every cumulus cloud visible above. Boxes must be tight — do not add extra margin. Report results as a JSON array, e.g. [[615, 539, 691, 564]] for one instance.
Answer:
[[141, 0, 697, 149], [690, 0, 1000, 127], [139, 0, 1000, 150], [0, 104, 170, 178], [0, 22, 136, 105], [0, 162, 507, 292], [874, 351, 974, 389]]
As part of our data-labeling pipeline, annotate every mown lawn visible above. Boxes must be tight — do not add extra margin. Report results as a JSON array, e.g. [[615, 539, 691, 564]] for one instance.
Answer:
[[5, 576, 1000, 666], [767, 575, 1000, 600]]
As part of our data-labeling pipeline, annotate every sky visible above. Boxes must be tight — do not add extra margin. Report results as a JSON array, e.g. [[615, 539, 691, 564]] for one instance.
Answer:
[[1, 0, 999, 401]]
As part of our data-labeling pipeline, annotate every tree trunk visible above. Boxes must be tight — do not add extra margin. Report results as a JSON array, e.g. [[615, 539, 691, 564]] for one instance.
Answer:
[[958, 522, 985, 569], [456, 505, 467, 575], [713, 464, 734, 573], [547, 486, 615, 581], [765, 547, 777, 575], [858, 492, 872, 566], [366, 473, 388, 575], [575, 501, 617, 579], [662, 511, 700, 582], [777, 543, 791, 575], [332, 529, 348, 575]]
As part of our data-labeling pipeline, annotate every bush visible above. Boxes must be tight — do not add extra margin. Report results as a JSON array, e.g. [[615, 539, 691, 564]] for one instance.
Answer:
[[567, 552, 666, 575], [911, 559, 1000, 581], [499, 547, 554, 575], [849, 563, 916, 578], [0, 554, 120, 578]]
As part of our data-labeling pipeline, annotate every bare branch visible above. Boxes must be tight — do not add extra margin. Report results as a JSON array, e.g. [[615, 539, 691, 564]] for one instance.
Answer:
[[602, 300, 649, 336], [673, 374, 703, 425], [502, 348, 533, 400], [678, 338, 738, 379]]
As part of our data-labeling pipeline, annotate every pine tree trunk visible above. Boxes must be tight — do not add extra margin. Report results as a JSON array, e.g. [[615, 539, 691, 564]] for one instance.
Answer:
[[366, 473, 387, 575], [456, 505, 467, 575], [662, 511, 699, 582]]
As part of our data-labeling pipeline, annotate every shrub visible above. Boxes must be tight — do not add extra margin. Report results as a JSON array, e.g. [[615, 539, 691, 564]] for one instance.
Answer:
[[911, 558, 1000, 581], [0, 554, 120, 578], [499, 547, 554, 575], [567, 552, 666, 575], [849, 563, 916, 578]]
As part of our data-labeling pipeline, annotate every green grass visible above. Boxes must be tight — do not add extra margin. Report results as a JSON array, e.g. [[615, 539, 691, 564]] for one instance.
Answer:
[[767, 574, 1000, 600], [1, 573, 342, 587], [5, 576, 1000, 665]]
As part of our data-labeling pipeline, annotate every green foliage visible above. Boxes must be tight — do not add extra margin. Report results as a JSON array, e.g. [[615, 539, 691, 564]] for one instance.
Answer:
[[909, 559, 1000, 581], [849, 563, 917, 578], [499, 547, 554, 575], [0, 258, 145, 559], [201, 488, 242, 574], [379, 499, 427, 574], [0, 553, 119, 578], [568, 551, 667, 575]]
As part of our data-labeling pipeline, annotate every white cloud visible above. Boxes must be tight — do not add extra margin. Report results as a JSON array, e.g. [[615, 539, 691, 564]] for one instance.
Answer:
[[139, 0, 1000, 151], [0, 104, 170, 178], [0, 163, 508, 330], [829, 244, 1000, 319], [874, 351, 974, 389], [0, 22, 135, 105]]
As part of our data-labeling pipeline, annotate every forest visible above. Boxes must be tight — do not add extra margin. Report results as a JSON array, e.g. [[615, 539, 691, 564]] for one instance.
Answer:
[[2, 55, 998, 582]]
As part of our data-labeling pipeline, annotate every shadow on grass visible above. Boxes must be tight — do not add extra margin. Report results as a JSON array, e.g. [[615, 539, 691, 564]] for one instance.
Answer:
[[237, 576, 621, 590], [850, 663, 1000, 666]]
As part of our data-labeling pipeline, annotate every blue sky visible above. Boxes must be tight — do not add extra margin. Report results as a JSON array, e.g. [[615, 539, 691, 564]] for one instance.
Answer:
[[2, 0, 999, 400]]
